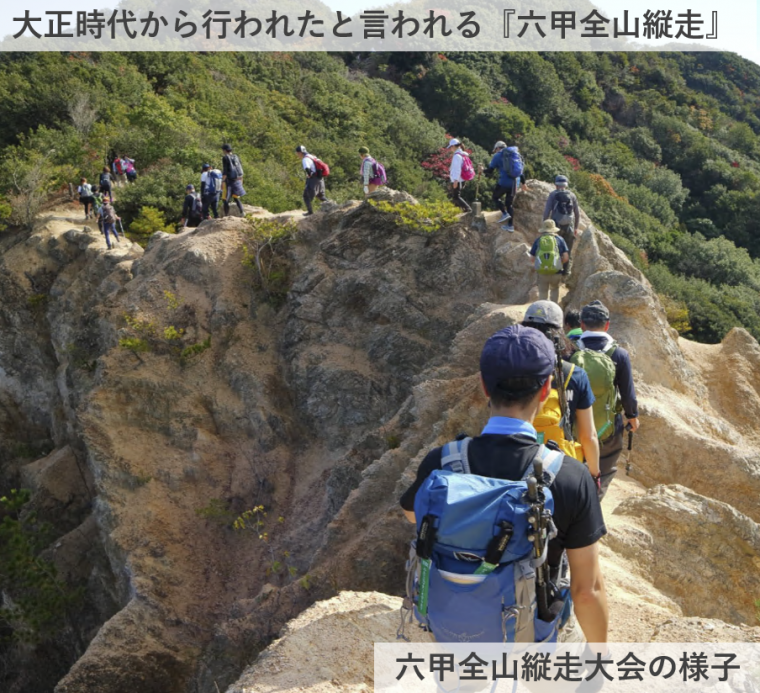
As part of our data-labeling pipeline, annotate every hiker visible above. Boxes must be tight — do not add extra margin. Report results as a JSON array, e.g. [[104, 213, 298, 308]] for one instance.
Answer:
[[522, 301, 601, 481], [543, 175, 582, 276], [358, 146, 386, 196], [200, 163, 222, 219], [92, 188, 105, 233], [565, 309, 583, 342], [446, 138, 473, 213], [100, 197, 121, 249], [99, 167, 114, 201], [530, 220, 570, 303], [112, 155, 128, 187], [181, 185, 204, 228], [296, 145, 331, 216], [400, 324, 608, 645], [78, 178, 94, 219], [572, 300, 640, 500], [482, 141, 527, 231], [124, 156, 137, 183], [221, 144, 246, 216]]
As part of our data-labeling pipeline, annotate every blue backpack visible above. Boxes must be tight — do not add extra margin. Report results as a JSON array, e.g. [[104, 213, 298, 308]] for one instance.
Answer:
[[400, 439, 570, 644], [207, 169, 223, 195], [502, 147, 524, 179]]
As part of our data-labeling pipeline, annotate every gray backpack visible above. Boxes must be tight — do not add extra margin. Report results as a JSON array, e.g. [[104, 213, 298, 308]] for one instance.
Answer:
[[552, 190, 574, 227]]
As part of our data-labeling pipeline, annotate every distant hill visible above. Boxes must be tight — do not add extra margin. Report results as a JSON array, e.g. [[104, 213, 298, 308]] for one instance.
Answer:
[[2, 51, 760, 341]]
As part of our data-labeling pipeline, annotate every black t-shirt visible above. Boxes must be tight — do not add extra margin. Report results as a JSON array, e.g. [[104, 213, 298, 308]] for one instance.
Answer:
[[400, 435, 606, 559]]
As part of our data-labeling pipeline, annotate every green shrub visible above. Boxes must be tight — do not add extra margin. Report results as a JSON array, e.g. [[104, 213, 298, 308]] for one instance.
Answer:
[[367, 199, 460, 233], [129, 206, 175, 238], [0, 489, 83, 644]]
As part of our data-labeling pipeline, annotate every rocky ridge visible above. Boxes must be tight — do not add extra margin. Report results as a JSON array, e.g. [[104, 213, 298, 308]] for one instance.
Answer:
[[0, 183, 758, 693]]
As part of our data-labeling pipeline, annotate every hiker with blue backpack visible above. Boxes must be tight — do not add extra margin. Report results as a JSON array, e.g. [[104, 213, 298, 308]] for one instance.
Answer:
[[530, 219, 570, 303], [399, 324, 608, 646], [446, 138, 473, 213], [200, 163, 223, 219], [222, 144, 246, 216], [482, 141, 527, 232], [573, 300, 640, 500], [358, 146, 386, 196], [181, 184, 204, 228], [296, 145, 332, 216], [544, 175, 582, 276]]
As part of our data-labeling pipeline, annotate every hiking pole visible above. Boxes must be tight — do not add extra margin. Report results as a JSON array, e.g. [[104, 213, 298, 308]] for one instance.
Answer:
[[526, 460, 552, 622], [625, 424, 634, 475], [118, 219, 125, 241], [553, 337, 573, 443]]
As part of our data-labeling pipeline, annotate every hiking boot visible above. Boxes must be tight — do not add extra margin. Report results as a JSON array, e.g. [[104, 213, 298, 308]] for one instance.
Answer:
[[502, 223, 515, 232], [303, 212, 314, 216], [498, 212, 510, 223]]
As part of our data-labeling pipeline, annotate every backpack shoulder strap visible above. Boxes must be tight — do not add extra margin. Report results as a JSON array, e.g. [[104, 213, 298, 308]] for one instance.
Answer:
[[440, 437, 472, 475], [521, 444, 564, 486], [563, 363, 575, 390], [603, 341, 618, 356], [575, 338, 586, 350]]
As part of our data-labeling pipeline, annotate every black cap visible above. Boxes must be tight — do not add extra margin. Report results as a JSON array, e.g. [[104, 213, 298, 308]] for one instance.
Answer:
[[295, 145, 307, 153], [222, 144, 232, 152], [581, 300, 610, 324], [480, 325, 555, 395]]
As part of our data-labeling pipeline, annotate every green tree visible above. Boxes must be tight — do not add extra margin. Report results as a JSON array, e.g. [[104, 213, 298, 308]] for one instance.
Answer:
[[414, 60, 491, 131], [465, 103, 534, 151]]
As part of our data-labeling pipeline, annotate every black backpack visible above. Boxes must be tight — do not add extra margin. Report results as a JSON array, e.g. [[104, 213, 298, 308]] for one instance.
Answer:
[[226, 154, 244, 180], [554, 190, 574, 216]]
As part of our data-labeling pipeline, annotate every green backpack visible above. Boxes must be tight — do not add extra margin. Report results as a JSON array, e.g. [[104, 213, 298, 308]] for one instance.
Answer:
[[535, 234, 563, 275], [570, 340, 618, 441]]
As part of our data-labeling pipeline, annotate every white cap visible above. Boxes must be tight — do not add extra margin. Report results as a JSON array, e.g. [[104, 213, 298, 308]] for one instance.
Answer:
[[446, 138, 461, 149]]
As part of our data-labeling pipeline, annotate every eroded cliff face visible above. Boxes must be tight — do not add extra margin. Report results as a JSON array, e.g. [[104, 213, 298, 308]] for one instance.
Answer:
[[1, 184, 759, 693]]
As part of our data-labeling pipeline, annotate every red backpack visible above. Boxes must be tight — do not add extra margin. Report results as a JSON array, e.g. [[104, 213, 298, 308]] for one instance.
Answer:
[[311, 157, 330, 178]]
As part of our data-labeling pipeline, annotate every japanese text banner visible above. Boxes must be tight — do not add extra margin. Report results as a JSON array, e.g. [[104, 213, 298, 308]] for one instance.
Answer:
[[0, 0, 756, 55], [376, 642, 760, 693]]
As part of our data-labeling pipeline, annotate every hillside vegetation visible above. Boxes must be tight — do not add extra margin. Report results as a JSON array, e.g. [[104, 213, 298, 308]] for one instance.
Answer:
[[2, 51, 760, 342]]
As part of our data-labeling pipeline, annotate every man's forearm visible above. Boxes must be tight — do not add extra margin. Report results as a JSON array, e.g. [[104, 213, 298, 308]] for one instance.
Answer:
[[580, 432, 600, 476]]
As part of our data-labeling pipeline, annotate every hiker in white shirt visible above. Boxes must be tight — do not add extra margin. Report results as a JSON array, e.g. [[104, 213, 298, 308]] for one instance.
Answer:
[[446, 138, 472, 213]]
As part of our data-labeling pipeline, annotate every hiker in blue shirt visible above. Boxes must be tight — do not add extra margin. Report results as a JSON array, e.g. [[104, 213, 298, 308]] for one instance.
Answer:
[[522, 300, 601, 482], [482, 141, 527, 231], [530, 220, 570, 303]]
